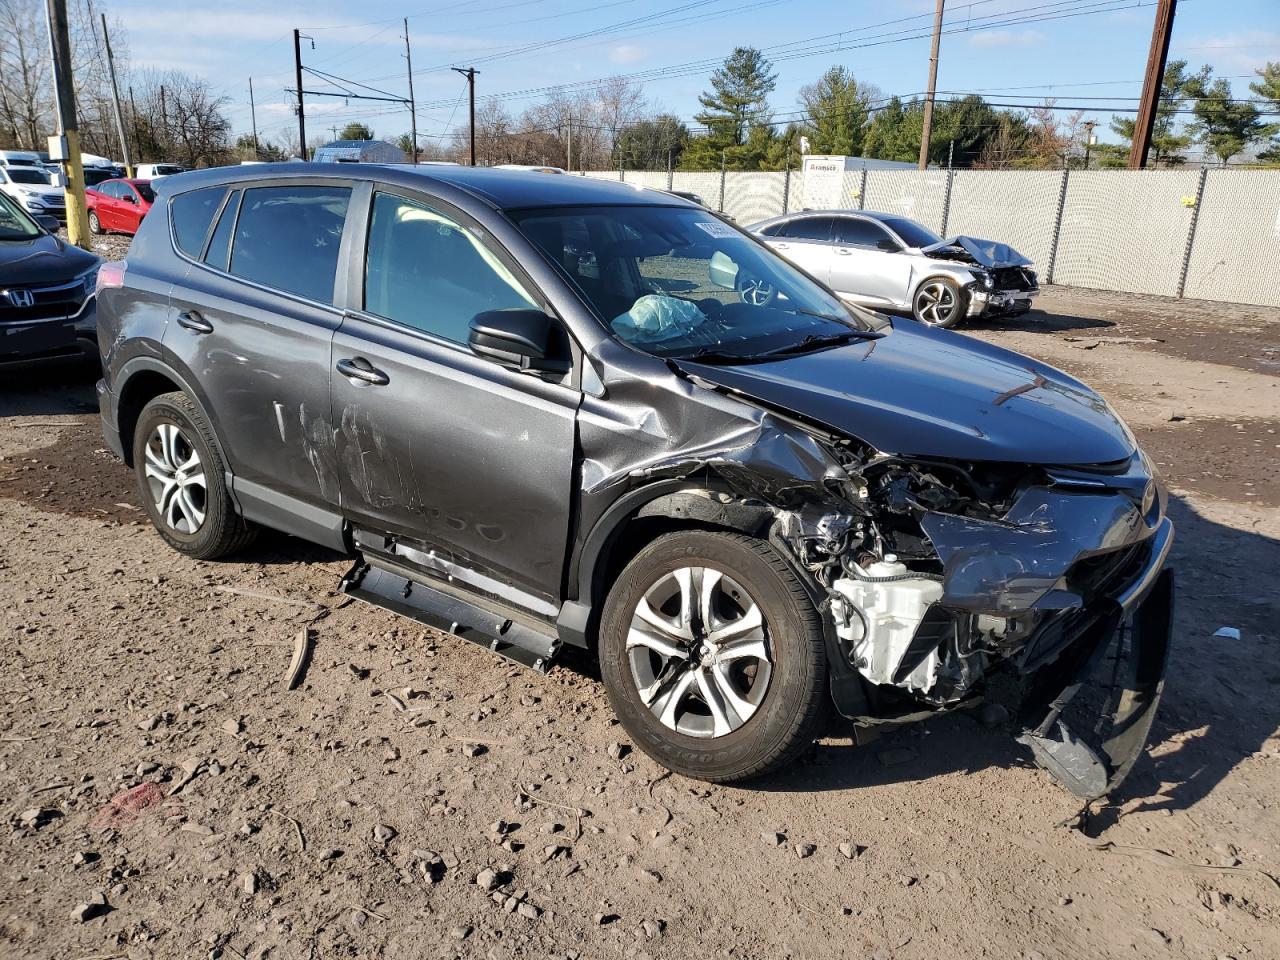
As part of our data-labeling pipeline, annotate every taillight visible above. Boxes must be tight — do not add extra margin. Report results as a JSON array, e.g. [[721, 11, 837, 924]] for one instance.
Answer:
[[95, 260, 126, 295]]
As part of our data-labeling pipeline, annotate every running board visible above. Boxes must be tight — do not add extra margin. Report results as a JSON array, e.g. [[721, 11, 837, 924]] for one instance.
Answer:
[[339, 558, 562, 672]]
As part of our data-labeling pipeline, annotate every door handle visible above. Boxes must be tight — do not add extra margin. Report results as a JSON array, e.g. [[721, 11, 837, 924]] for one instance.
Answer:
[[835, 248, 853, 256], [336, 357, 390, 386], [774, 242, 790, 249], [176, 311, 213, 333]]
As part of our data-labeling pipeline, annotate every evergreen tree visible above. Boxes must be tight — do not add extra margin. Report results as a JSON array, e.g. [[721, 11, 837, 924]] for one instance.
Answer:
[[797, 66, 878, 156], [1188, 75, 1272, 165], [1108, 60, 1207, 166], [681, 47, 777, 170], [338, 122, 375, 141], [1249, 62, 1280, 162]]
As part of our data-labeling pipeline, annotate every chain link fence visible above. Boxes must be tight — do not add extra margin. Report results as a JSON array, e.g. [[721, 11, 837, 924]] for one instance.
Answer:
[[576, 167, 1277, 308]]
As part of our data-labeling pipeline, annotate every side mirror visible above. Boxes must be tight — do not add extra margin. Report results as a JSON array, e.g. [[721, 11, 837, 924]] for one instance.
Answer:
[[708, 250, 739, 290], [876, 238, 901, 253], [469, 308, 571, 375], [123, 194, 137, 204]]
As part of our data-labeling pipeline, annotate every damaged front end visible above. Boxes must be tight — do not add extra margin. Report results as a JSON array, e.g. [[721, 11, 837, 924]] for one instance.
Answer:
[[922, 235, 1040, 319], [773, 438, 1173, 799]]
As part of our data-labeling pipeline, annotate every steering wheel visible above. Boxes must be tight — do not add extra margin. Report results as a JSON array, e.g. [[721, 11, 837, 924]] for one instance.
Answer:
[[736, 273, 777, 307]]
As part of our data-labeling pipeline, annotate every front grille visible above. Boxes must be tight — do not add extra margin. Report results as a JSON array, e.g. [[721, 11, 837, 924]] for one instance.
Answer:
[[1067, 539, 1152, 604], [0, 278, 88, 323]]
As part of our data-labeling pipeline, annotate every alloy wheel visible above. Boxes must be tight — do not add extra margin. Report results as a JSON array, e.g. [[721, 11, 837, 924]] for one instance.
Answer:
[[626, 566, 773, 738], [737, 276, 776, 307], [914, 280, 958, 326], [143, 422, 207, 535]]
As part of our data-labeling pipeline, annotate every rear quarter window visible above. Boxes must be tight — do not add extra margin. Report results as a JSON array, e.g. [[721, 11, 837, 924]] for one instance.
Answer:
[[170, 187, 227, 258]]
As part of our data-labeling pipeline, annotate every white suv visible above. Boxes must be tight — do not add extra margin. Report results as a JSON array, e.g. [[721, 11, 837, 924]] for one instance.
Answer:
[[0, 165, 65, 222]]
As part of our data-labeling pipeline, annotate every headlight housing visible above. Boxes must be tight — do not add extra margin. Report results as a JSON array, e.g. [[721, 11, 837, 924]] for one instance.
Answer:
[[76, 262, 101, 295]]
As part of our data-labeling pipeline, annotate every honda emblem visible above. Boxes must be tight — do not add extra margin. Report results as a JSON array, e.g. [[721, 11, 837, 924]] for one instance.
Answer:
[[6, 288, 34, 308]]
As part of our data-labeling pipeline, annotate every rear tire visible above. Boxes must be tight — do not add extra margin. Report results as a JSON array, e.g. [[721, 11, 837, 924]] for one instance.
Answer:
[[598, 531, 828, 783], [132, 391, 256, 560], [87, 210, 103, 235]]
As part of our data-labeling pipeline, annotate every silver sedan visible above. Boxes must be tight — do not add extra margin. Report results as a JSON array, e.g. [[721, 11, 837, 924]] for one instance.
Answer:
[[749, 210, 1038, 329]]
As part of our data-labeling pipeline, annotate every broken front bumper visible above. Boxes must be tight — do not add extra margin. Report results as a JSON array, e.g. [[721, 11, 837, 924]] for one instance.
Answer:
[[968, 286, 1038, 317]]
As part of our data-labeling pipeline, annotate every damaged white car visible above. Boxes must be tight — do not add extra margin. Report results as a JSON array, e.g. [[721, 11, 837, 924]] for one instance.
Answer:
[[750, 210, 1038, 328], [97, 166, 1169, 799]]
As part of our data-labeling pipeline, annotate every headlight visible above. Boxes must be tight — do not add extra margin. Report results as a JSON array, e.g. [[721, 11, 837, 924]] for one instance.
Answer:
[[969, 269, 994, 289], [23, 196, 45, 209]]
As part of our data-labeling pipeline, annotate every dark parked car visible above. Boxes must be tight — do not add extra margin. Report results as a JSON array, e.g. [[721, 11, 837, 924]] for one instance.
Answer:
[[0, 191, 100, 368], [96, 165, 1173, 793]]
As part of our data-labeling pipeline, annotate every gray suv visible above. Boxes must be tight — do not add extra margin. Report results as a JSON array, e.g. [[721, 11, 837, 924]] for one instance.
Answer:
[[96, 165, 1172, 793]]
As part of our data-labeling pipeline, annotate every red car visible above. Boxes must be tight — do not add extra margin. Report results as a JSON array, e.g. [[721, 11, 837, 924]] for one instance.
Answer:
[[86, 178, 154, 236]]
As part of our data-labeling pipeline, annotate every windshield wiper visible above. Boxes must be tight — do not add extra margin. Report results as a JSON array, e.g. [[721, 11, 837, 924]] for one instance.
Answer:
[[761, 329, 884, 358], [675, 347, 760, 365]]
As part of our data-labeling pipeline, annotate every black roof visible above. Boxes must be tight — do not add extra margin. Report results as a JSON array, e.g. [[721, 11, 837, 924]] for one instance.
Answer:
[[159, 162, 691, 212]]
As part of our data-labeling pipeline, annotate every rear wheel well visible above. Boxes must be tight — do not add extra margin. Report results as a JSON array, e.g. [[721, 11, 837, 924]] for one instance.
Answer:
[[117, 370, 182, 467]]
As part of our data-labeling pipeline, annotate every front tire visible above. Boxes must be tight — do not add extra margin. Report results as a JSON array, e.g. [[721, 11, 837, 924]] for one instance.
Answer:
[[87, 210, 103, 235], [599, 531, 828, 783], [912, 276, 967, 328], [132, 391, 256, 560]]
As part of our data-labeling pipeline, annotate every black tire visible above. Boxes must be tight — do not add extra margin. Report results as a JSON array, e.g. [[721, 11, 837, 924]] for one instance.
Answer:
[[599, 531, 828, 783], [87, 210, 103, 235], [132, 391, 256, 560], [912, 276, 967, 328]]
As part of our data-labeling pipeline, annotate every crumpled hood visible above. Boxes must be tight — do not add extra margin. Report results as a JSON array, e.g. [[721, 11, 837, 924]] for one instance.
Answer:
[[678, 321, 1135, 465], [0, 233, 99, 286], [921, 235, 1032, 268]]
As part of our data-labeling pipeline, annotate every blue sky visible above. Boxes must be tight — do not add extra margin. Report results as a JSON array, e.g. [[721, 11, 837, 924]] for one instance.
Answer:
[[108, 0, 1279, 152]]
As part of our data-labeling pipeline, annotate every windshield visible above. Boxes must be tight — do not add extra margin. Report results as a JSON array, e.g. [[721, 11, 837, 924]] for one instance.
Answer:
[[881, 216, 941, 249], [84, 168, 114, 186], [8, 168, 49, 185], [510, 204, 873, 361], [0, 192, 40, 240], [155, 165, 184, 175], [135, 183, 155, 202]]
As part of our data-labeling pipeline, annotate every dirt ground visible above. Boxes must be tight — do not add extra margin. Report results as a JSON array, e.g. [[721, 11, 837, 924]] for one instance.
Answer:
[[1, 282, 1277, 960]]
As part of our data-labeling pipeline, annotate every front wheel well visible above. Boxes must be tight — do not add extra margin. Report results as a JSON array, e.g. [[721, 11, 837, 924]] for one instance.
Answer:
[[116, 370, 182, 466]]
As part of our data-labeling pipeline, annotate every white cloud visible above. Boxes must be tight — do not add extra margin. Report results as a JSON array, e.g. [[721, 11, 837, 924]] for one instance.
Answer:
[[1176, 31, 1280, 73], [965, 29, 1045, 48], [609, 45, 647, 65]]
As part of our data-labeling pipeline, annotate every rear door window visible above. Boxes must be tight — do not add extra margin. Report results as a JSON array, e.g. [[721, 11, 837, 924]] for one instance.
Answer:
[[170, 187, 227, 258], [779, 216, 834, 242], [228, 185, 351, 304]]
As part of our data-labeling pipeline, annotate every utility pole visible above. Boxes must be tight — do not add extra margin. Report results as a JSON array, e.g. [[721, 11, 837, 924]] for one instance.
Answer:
[[565, 117, 572, 172], [403, 19, 418, 164], [1129, 0, 1176, 169], [293, 29, 307, 160], [249, 77, 259, 156], [128, 85, 139, 160], [100, 12, 132, 175], [918, 0, 945, 170], [44, 0, 91, 249], [1082, 120, 1096, 169], [452, 67, 477, 165], [159, 84, 168, 149]]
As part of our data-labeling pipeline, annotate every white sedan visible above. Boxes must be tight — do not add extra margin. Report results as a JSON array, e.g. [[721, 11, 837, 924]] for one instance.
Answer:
[[749, 210, 1038, 329]]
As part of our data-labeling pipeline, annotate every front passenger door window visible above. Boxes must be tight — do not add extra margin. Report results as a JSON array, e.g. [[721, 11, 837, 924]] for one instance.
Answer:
[[229, 185, 351, 304], [364, 192, 538, 343]]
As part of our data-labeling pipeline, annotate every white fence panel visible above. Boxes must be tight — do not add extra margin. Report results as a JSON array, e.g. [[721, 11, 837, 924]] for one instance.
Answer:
[[722, 172, 787, 224], [624, 170, 669, 191], [671, 171, 724, 210], [581, 170, 620, 181], [1183, 170, 1280, 307], [861, 170, 950, 234], [946, 171, 1064, 271], [1054, 170, 1200, 297]]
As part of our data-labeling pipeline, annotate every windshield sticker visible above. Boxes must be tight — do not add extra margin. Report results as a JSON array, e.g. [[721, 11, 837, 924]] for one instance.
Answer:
[[693, 220, 737, 239]]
